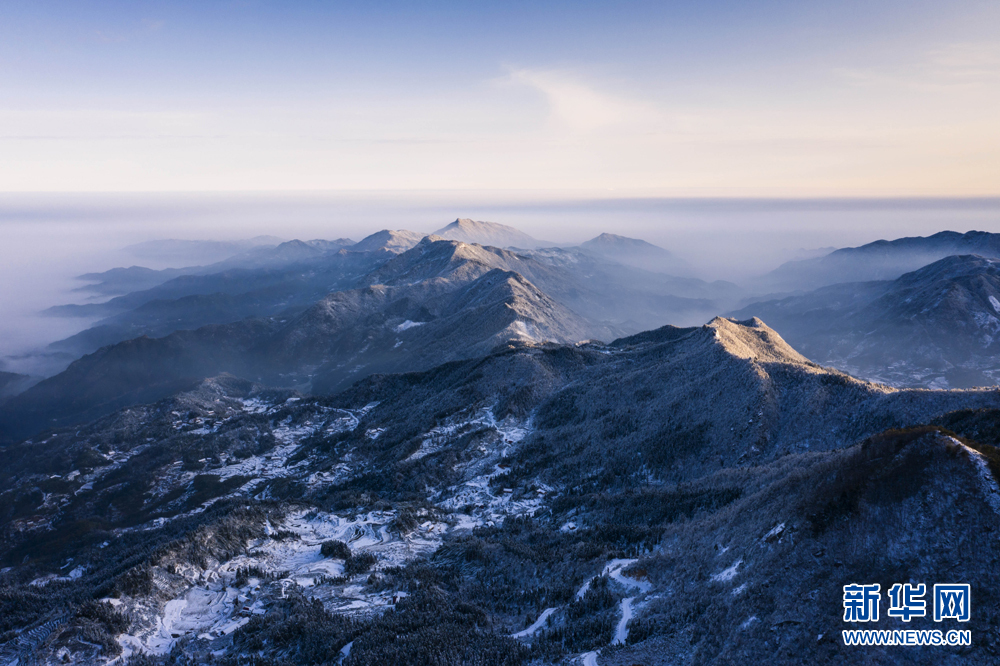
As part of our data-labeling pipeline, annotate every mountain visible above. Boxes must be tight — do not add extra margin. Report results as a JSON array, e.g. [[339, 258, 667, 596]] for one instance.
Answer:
[[578, 233, 692, 275], [0, 371, 32, 401], [433, 218, 549, 249], [59, 238, 359, 320], [507, 245, 739, 330], [0, 239, 623, 440], [2, 318, 999, 664], [756, 230, 1000, 293], [732, 254, 1000, 388], [46, 247, 393, 358], [351, 229, 428, 253], [75, 266, 193, 297], [44, 233, 741, 376]]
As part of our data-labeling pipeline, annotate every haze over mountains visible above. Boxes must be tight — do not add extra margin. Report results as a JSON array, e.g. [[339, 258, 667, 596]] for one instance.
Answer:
[[734, 254, 1000, 388], [2, 221, 746, 439], [5, 219, 1000, 663], [578, 232, 692, 275], [756, 230, 1000, 293], [5, 222, 1000, 437]]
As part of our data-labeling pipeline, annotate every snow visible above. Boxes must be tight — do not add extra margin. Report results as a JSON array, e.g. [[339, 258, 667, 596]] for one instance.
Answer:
[[605, 559, 651, 593], [991, 295, 1000, 313], [408, 408, 528, 462], [581, 651, 599, 666], [711, 558, 742, 583], [28, 565, 86, 587], [451, 514, 480, 532], [578, 559, 649, 599], [119, 586, 246, 656], [763, 522, 786, 542], [116, 507, 449, 656], [973, 310, 1000, 338], [512, 607, 558, 638], [949, 437, 1000, 516], [238, 397, 271, 414], [613, 597, 633, 645], [394, 320, 425, 332]]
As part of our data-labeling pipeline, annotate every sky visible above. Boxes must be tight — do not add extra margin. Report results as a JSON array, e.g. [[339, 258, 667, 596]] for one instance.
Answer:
[[1, 0, 999, 196]]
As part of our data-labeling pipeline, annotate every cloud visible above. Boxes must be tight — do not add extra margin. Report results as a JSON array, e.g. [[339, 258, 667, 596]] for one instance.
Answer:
[[834, 41, 1000, 91], [502, 68, 661, 132], [925, 42, 1000, 84]]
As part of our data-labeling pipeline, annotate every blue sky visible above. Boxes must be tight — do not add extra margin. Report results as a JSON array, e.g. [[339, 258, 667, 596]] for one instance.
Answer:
[[1, 1, 998, 194]]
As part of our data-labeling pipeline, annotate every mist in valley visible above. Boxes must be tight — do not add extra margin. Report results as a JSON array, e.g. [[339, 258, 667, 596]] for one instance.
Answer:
[[3, 192, 998, 379]]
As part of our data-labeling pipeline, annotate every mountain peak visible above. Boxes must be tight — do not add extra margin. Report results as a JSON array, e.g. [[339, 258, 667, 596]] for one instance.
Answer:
[[707, 316, 816, 366], [432, 218, 544, 249], [577, 232, 689, 276], [581, 233, 667, 251], [352, 229, 428, 254]]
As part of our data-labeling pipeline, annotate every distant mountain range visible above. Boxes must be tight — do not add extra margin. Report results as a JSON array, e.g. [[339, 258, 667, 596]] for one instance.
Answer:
[[25, 224, 736, 392], [72, 237, 360, 300], [0, 238, 630, 439], [756, 230, 1000, 293], [123, 235, 285, 265], [734, 254, 1000, 388], [577, 232, 692, 275]]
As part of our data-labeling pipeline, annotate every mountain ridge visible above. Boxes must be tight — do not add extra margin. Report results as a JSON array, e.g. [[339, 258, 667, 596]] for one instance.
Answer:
[[757, 229, 1000, 293], [733, 253, 1000, 388]]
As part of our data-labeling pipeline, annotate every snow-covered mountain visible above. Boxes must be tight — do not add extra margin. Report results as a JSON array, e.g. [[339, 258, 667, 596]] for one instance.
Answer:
[[432, 218, 550, 249], [2, 319, 999, 665], [350, 229, 428, 254], [0, 238, 623, 439], [734, 254, 1000, 388]]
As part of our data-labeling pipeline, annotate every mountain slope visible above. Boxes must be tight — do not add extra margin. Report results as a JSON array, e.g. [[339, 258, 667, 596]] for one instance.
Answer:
[[757, 229, 1000, 293], [371, 238, 738, 331], [0, 371, 32, 401], [2, 319, 1000, 664], [0, 241, 617, 440], [733, 254, 1000, 388]]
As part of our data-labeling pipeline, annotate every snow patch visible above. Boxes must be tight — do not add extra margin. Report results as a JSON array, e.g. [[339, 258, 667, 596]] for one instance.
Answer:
[[394, 320, 425, 332], [512, 607, 558, 638], [116, 508, 447, 656], [949, 436, 1000, 516], [711, 558, 742, 583], [612, 597, 634, 645]]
